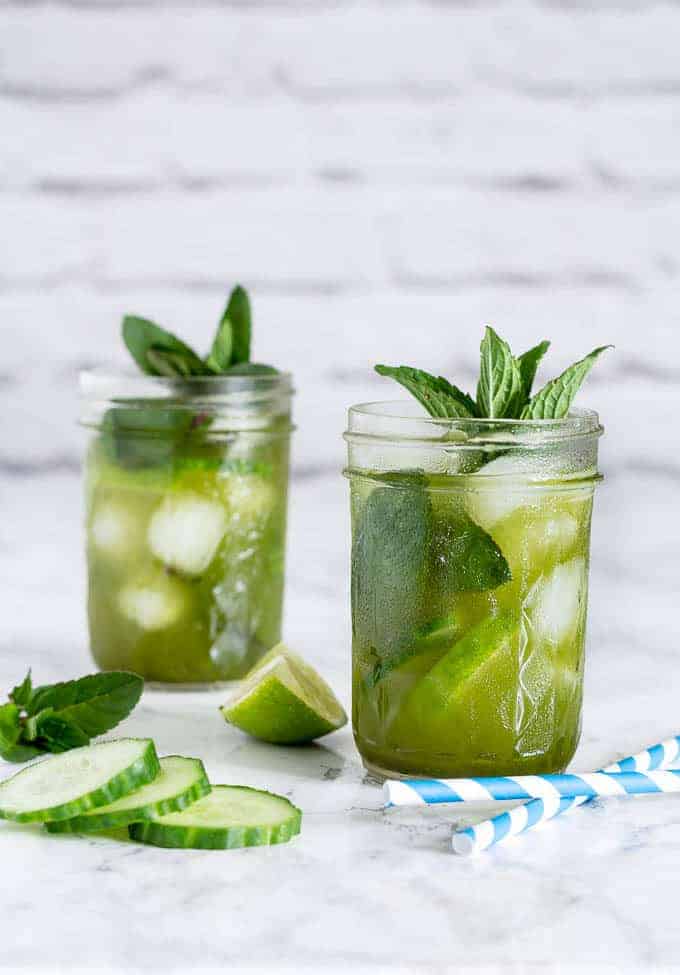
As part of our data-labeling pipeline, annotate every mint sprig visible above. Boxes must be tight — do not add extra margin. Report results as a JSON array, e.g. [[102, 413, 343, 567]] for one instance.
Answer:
[[1, 671, 144, 763], [520, 345, 612, 420], [374, 365, 477, 419], [107, 285, 278, 470], [375, 327, 610, 420], [207, 284, 252, 371], [122, 285, 273, 380], [122, 317, 207, 378], [477, 326, 522, 419], [516, 340, 551, 404]]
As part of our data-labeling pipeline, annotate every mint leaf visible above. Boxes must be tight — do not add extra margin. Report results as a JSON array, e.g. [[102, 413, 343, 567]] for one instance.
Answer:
[[0, 703, 22, 757], [476, 326, 522, 418], [428, 507, 512, 593], [516, 340, 550, 404], [224, 362, 278, 376], [122, 316, 207, 377], [100, 404, 196, 469], [365, 614, 462, 688], [206, 287, 253, 373], [10, 670, 33, 709], [521, 346, 612, 419], [224, 285, 252, 365], [352, 474, 431, 653], [375, 365, 477, 419], [25, 709, 90, 754], [26, 672, 143, 737], [1, 743, 41, 763], [206, 318, 233, 374], [146, 346, 201, 379]]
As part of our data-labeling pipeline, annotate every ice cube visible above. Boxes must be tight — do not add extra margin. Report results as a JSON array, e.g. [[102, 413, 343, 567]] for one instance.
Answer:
[[465, 453, 536, 529], [223, 474, 276, 527], [526, 557, 587, 646], [90, 501, 139, 560], [148, 493, 226, 576], [118, 575, 186, 630], [524, 509, 579, 562]]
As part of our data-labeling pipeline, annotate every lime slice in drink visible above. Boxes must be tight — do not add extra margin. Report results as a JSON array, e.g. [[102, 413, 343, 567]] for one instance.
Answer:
[[220, 644, 348, 744], [388, 612, 520, 750]]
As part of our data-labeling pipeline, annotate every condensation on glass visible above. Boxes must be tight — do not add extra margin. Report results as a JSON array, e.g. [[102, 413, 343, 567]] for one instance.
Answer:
[[345, 401, 603, 779], [80, 370, 294, 687]]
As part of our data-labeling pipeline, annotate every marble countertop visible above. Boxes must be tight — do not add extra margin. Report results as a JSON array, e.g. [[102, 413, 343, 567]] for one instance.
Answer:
[[1, 471, 679, 974]]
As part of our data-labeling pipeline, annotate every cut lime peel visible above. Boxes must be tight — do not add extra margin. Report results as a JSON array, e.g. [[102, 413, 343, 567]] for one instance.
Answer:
[[220, 644, 347, 745]]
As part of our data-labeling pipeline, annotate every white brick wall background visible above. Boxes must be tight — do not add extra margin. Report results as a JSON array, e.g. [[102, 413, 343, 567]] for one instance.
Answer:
[[1, 1, 679, 670]]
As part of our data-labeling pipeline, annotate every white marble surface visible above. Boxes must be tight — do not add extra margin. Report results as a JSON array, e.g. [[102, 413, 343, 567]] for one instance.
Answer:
[[1, 469, 680, 974], [2, 2, 680, 969]]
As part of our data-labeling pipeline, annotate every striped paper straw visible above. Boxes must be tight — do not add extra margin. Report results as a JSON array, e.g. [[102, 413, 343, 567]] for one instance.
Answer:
[[452, 734, 680, 856], [384, 764, 680, 808]]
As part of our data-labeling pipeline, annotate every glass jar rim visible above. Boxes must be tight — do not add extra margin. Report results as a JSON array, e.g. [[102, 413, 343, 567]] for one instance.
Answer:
[[79, 367, 293, 401], [79, 367, 294, 433], [345, 400, 602, 447]]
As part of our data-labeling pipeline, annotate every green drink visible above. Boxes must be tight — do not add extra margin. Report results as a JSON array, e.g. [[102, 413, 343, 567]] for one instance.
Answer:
[[80, 288, 293, 686], [346, 328, 606, 778]]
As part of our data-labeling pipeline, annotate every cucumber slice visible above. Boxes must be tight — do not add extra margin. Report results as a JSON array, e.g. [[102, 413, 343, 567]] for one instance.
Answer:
[[0, 738, 159, 823], [129, 785, 302, 850], [45, 756, 210, 834]]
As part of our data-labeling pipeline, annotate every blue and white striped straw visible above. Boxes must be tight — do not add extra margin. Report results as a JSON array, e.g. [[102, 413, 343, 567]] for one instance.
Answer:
[[452, 734, 680, 856], [384, 752, 680, 810]]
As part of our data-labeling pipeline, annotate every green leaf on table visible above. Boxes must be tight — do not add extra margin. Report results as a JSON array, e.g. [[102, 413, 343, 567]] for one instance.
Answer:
[[10, 670, 33, 710], [26, 672, 144, 737], [428, 507, 512, 593], [1, 743, 42, 763], [476, 326, 522, 419], [375, 365, 477, 419], [516, 340, 550, 404], [24, 709, 90, 754], [521, 346, 612, 419], [0, 703, 22, 758], [122, 316, 207, 377]]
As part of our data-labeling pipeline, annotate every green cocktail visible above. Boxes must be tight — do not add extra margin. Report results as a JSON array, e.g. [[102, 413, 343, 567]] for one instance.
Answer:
[[346, 328, 606, 778], [80, 288, 293, 685]]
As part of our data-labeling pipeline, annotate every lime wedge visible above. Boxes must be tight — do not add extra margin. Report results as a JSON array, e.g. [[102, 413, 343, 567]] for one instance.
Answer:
[[388, 612, 520, 751], [220, 644, 348, 744]]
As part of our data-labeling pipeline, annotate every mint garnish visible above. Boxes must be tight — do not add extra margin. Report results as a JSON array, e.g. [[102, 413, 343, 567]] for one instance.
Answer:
[[213, 284, 252, 369], [376, 326, 610, 420], [105, 285, 278, 470], [1, 671, 144, 763], [374, 365, 477, 418], [122, 285, 275, 379], [122, 316, 207, 378], [520, 345, 612, 420], [476, 326, 522, 419], [516, 340, 551, 404]]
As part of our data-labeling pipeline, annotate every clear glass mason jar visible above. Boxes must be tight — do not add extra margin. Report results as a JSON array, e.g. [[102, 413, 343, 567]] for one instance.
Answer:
[[344, 401, 603, 779], [80, 370, 294, 687]]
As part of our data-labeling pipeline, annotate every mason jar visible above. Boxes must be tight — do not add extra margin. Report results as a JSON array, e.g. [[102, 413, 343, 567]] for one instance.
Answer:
[[344, 401, 602, 779], [80, 370, 294, 686]]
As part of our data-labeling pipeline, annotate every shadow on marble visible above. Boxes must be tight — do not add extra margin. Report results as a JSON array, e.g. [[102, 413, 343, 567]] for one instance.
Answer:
[[224, 737, 348, 782]]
